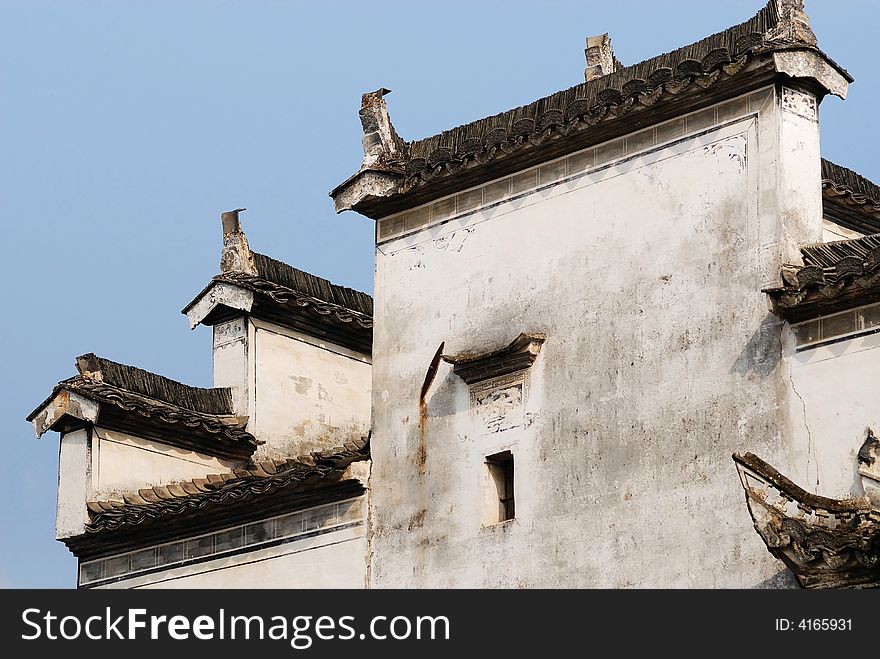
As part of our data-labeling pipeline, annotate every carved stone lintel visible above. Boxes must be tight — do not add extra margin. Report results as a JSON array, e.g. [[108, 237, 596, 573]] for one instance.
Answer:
[[470, 372, 530, 433]]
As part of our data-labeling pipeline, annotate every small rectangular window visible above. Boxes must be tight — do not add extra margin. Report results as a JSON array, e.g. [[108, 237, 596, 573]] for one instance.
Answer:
[[861, 305, 880, 330], [486, 451, 515, 523], [793, 304, 880, 349], [793, 319, 820, 346], [821, 311, 856, 338]]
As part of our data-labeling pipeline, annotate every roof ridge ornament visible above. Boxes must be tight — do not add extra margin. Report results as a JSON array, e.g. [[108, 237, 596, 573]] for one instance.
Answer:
[[766, 0, 817, 47], [359, 87, 406, 168], [220, 208, 258, 276], [584, 33, 619, 82], [75, 352, 103, 380]]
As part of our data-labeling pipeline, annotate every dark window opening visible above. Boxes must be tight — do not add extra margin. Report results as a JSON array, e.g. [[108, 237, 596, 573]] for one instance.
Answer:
[[487, 451, 515, 522]]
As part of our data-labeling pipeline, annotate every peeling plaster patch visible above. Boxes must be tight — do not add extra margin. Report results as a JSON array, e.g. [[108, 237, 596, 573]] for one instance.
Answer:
[[32, 390, 100, 438], [404, 245, 426, 270], [704, 134, 746, 173], [407, 509, 427, 530], [290, 376, 313, 395], [186, 282, 254, 330]]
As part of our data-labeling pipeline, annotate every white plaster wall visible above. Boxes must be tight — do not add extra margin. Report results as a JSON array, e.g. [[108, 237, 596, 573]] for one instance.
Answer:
[[787, 330, 880, 498], [90, 427, 239, 501], [56, 428, 90, 539], [98, 526, 366, 589], [821, 218, 862, 242], [213, 317, 249, 415], [369, 88, 824, 588], [251, 320, 371, 459]]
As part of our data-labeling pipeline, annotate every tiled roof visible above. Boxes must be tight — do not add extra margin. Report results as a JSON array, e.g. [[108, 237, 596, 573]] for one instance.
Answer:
[[250, 252, 373, 317], [800, 234, 880, 269], [763, 161, 880, 319], [822, 159, 880, 212], [334, 0, 849, 215], [211, 270, 374, 331], [763, 233, 880, 320], [74, 353, 233, 415], [733, 452, 880, 588], [84, 435, 370, 534], [181, 218, 373, 352], [27, 354, 258, 460], [404, 3, 783, 182], [821, 158, 880, 234]]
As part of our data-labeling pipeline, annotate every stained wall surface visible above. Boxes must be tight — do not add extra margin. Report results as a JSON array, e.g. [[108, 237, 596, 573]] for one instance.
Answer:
[[368, 86, 829, 587]]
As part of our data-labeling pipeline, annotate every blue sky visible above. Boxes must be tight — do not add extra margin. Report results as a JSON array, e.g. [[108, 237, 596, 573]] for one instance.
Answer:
[[1, 0, 877, 588]]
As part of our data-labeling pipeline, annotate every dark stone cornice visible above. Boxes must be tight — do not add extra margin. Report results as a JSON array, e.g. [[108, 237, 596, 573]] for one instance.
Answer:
[[442, 333, 546, 385], [38, 377, 258, 460], [734, 451, 880, 589], [763, 234, 880, 322], [27, 354, 258, 460], [189, 272, 374, 355], [822, 158, 880, 235], [63, 436, 370, 559], [332, 1, 851, 219]]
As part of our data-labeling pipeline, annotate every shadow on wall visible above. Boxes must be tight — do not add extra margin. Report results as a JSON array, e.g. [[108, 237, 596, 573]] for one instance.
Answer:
[[731, 313, 783, 378], [427, 370, 460, 419], [753, 568, 799, 589]]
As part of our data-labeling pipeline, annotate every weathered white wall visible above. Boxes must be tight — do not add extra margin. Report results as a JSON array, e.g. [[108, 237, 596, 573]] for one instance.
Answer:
[[90, 427, 239, 501], [56, 426, 240, 539], [97, 525, 366, 589], [786, 330, 880, 498], [821, 218, 862, 242], [213, 317, 250, 415], [56, 428, 91, 539], [369, 86, 826, 588], [250, 319, 371, 459]]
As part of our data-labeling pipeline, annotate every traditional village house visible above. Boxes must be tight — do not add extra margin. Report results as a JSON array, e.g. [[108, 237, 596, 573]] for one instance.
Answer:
[[28, 210, 372, 587], [30, 0, 880, 588]]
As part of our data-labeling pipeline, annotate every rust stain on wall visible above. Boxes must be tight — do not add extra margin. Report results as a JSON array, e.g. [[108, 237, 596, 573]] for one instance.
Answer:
[[417, 342, 445, 475]]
